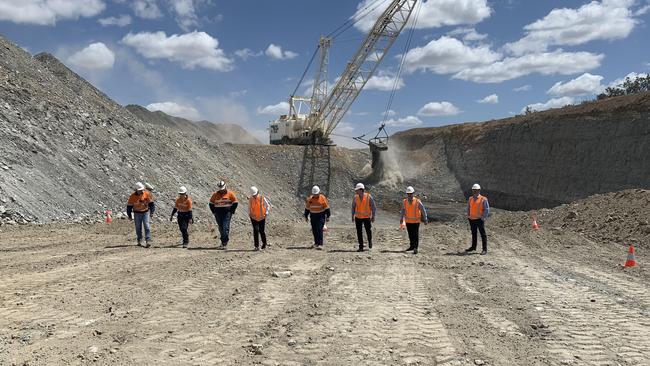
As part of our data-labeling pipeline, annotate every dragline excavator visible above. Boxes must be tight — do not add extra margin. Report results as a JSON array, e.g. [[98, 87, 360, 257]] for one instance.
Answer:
[[269, 0, 417, 152]]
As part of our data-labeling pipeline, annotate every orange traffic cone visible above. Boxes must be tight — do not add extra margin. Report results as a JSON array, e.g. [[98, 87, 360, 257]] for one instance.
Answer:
[[105, 210, 113, 224], [624, 245, 637, 267], [531, 213, 540, 230]]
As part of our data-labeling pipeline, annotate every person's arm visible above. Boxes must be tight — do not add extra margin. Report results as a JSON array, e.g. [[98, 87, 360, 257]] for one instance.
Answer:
[[419, 200, 428, 223], [148, 201, 155, 216], [399, 203, 405, 222], [230, 201, 238, 214], [263, 197, 270, 215], [467, 199, 470, 218], [127, 205, 133, 220], [324, 208, 331, 220], [482, 198, 490, 220], [370, 196, 377, 220]]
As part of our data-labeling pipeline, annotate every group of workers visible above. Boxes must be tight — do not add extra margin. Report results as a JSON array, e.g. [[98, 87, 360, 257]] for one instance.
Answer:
[[126, 181, 490, 255]]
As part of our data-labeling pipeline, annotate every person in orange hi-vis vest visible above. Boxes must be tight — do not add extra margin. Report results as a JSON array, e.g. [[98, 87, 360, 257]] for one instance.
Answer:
[[170, 186, 193, 249], [465, 183, 490, 255], [351, 183, 376, 252], [304, 185, 330, 250], [126, 181, 155, 247], [209, 180, 238, 248], [249, 186, 270, 251], [400, 186, 428, 254]]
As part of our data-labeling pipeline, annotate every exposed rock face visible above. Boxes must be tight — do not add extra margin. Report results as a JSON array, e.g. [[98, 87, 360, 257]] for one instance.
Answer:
[[125, 104, 261, 145], [393, 93, 650, 210], [0, 35, 366, 224]]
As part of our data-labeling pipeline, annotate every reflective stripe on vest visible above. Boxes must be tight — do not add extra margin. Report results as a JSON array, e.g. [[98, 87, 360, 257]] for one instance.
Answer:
[[354, 193, 371, 219], [249, 195, 267, 221], [175, 197, 192, 212], [212, 191, 235, 207], [130, 191, 152, 213], [468, 195, 485, 219], [306, 195, 328, 214], [403, 198, 421, 224]]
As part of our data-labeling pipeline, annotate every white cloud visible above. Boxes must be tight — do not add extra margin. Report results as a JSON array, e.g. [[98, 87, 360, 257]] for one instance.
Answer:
[[523, 97, 574, 113], [505, 0, 637, 56], [477, 94, 499, 104], [383, 115, 423, 128], [170, 0, 199, 31], [417, 101, 461, 117], [146, 101, 202, 120], [0, 0, 105, 25], [454, 50, 604, 83], [365, 71, 405, 91], [513, 85, 532, 92], [67, 42, 115, 70], [636, 3, 650, 15], [547, 73, 605, 97], [131, 0, 162, 19], [382, 109, 397, 117], [404, 36, 501, 74], [265, 44, 298, 60], [98, 14, 131, 27], [608, 72, 649, 87], [121, 31, 233, 71], [447, 27, 488, 42], [352, 0, 491, 32], [257, 101, 289, 115], [234, 48, 262, 60]]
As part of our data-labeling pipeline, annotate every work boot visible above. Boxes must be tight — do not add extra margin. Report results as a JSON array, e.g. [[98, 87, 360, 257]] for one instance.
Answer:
[[137, 240, 142, 247], [182, 244, 188, 249], [261, 244, 267, 250], [145, 241, 151, 248], [357, 247, 363, 252], [315, 245, 323, 251], [480, 250, 488, 255], [405, 247, 414, 252], [465, 247, 476, 252], [254, 246, 260, 251], [413, 248, 418, 255], [368, 243, 373, 250]]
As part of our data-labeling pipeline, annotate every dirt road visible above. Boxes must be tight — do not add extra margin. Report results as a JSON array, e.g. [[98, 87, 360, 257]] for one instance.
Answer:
[[1, 215, 648, 365]]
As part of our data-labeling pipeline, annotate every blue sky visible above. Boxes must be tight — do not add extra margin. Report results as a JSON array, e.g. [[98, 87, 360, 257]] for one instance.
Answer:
[[1, 0, 649, 146]]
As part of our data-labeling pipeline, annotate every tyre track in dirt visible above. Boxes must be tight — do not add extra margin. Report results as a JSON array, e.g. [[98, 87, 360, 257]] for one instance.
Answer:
[[501, 236, 650, 365]]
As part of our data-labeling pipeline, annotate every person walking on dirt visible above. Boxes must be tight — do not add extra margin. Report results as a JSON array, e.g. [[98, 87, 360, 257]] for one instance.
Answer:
[[127, 182, 155, 247], [249, 186, 270, 251], [400, 186, 427, 254], [351, 183, 376, 252], [209, 180, 238, 248], [465, 183, 490, 255], [304, 185, 330, 250], [170, 186, 193, 248]]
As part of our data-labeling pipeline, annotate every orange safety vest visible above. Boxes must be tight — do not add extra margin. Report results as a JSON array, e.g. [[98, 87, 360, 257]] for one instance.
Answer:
[[403, 198, 422, 224], [210, 190, 238, 207], [175, 196, 193, 212], [127, 191, 153, 213], [468, 194, 486, 219], [354, 192, 372, 219], [306, 194, 329, 214], [249, 195, 267, 221]]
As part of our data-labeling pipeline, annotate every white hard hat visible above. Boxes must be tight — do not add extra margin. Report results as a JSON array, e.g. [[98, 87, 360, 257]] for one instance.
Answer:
[[178, 186, 187, 194], [217, 180, 226, 189], [144, 182, 154, 191], [472, 184, 481, 190], [355, 183, 365, 191], [405, 186, 415, 194], [250, 186, 259, 196], [134, 182, 145, 191], [312, 186, 320, 195]]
